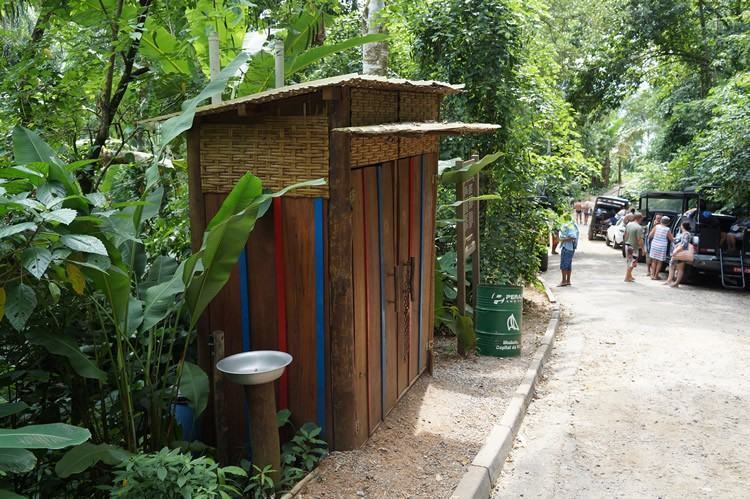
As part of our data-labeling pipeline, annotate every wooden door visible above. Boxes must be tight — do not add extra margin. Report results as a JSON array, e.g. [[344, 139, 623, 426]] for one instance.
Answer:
[[351, 156, 435, 432]]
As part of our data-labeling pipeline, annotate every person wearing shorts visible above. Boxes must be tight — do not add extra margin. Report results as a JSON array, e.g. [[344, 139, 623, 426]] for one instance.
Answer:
[[558, 216, 579, 287], [623, 213, 644, 282]]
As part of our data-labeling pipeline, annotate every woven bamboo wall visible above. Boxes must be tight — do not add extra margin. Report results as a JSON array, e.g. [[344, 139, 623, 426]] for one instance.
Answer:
[[399, 92, 440, 122], [351, 89, 398, 126], [199, 115, 329, 197], [351, 136, 439, 167], [399, 136, 439, 157], [351, 136, 399, 167]]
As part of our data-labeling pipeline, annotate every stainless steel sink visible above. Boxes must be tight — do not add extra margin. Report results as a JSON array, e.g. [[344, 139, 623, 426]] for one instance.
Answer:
[[215, 350, 293, 385]]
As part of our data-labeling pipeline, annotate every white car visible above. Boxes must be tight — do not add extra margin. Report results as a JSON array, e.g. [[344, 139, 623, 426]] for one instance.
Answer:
[[606, 217, 626, 248]]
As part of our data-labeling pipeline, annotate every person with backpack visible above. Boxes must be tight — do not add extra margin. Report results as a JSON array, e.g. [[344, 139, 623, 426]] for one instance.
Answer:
[[558, 214, 579, 287]]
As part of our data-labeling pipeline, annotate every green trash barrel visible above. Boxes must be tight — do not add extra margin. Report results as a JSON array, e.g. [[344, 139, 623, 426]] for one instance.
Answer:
[[475, 284, 523, 357]]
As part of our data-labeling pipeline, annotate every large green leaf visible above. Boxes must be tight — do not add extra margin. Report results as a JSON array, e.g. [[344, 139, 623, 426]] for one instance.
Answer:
[[0, 222, 37, 239], [140, 255, 179, 290], [60, 235, 108, 256], [141, 261, 186, 330], [21, 248, 53, 279], [54, 442, 129, 478], [0, 448, 36, 473], [0, 489, 26, 498], [12, 126, 62, 167], [4, 283, 36, 331], [0, 424, 90, 449], [12, 127, 84, 210], [0, 403, 29, 419], [179, 362, 209, 417], [83, 265, 131, 335], [440, 151, 503, 184], [27, 331, 106, 381], [41, 208, 77, 225], [285, 33, 389, 75]]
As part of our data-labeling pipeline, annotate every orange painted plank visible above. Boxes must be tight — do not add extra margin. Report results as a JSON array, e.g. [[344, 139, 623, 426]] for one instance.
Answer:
[[351, 170, 370, 434], [380, 162, 399, 414]]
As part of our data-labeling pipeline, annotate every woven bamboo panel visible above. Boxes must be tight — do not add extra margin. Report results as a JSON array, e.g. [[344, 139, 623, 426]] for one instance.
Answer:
[[399, 92, 440, 122], [199, 115, 329, 197], [351, 89, 398, 126], [351, 135, 399, 167], [399, 136, 439, 157]]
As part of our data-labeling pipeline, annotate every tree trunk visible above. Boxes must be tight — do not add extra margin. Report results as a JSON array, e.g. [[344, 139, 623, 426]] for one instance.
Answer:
[[84, 0, 153, 191], [696, 0, 712, 97], [362, 0, 388, 75], [601, 155, 611, 187]]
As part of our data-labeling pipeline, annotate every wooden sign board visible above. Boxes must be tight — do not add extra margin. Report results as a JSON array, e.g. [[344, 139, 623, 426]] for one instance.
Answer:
[[455, 156, 480, 317]]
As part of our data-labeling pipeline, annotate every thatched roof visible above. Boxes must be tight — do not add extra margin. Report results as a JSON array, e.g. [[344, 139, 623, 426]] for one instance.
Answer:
[[142, 74, 464, 124], [332, 121, 500, 136]]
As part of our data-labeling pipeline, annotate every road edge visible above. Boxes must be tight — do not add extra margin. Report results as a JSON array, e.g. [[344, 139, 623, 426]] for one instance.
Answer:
[[451, 281, 562, 499]]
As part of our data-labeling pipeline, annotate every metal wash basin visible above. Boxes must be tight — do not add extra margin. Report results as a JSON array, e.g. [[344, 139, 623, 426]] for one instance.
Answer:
[[216, 351, 292, 385]]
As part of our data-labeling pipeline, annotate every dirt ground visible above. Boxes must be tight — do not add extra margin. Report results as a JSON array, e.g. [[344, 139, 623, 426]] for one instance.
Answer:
[[494, 232, 750, 498], [297, 287, 552, 498]]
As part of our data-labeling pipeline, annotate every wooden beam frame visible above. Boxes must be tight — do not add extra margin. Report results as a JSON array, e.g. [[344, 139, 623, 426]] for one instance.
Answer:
[[327, 86, 363, 450]]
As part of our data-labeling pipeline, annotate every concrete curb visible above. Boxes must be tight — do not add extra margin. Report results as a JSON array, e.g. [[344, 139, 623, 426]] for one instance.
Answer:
[[451, 283, 562, 499]]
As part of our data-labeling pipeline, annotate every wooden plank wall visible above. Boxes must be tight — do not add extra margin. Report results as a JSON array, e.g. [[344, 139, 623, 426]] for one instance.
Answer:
[[202, 193, 248, 462], [196, 196, 330, 463]]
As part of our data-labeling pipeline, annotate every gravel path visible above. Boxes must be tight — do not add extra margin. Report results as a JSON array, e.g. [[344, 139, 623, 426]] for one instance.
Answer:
[[298, 288, 552, 498], [493, 233, 750, 498]]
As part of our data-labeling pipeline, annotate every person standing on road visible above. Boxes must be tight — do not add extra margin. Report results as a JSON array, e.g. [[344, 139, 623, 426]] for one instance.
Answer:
[[666, 221, 693, 287], [574, 200, 583, 224], [558, 215, 579, 287], [624, 213, 644, 282], [584, 201, 592, 226], [648, 216, 673, 280]]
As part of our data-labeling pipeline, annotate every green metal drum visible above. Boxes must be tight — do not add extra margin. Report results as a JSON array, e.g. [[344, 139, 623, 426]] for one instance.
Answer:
[[475, 284, 523, 357]]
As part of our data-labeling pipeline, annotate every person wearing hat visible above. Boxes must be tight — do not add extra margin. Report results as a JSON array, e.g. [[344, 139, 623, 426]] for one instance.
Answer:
[[647, 215, 674, 280]]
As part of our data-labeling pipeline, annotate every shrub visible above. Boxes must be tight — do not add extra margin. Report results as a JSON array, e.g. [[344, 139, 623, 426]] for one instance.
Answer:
[[110, 448, 245, 498]]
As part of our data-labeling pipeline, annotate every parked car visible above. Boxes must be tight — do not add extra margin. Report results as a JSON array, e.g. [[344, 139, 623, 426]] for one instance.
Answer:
[[639, 189, 748, 288], [588, 196, 630, 240], [606, 217, 626, 248]]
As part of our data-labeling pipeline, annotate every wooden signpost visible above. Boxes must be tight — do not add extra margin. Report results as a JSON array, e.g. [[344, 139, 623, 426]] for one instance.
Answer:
[[455, 155, 481, 317]]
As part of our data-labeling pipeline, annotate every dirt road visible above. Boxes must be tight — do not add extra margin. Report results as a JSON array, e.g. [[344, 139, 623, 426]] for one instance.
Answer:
[[493, 234, 750, 498]]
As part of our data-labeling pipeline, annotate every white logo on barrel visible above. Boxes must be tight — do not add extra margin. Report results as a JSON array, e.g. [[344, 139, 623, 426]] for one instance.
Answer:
[[506, 313, 519, 331]]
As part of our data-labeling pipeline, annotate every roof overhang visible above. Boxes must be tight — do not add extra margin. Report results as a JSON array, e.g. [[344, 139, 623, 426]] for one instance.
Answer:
[[332, 121, 500, 136]]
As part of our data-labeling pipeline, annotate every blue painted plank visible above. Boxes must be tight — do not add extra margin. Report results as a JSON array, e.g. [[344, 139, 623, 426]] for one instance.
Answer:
[[314, 198, 326, 435]]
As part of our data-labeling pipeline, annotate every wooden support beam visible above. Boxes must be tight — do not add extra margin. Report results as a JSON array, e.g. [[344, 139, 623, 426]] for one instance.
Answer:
[[327, 86, 362, 450], [187, 124, 205, 253]]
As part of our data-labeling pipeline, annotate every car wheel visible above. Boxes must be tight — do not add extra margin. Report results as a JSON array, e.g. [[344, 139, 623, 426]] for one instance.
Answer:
[[605, 234, 611, 246]]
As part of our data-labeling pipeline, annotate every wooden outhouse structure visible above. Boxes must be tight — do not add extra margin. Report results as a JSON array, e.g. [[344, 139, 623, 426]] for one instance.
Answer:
[[182, 74, 498, 460]]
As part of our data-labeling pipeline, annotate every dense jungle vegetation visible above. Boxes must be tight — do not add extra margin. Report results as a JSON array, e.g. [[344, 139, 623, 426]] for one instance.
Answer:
[[0, 0, 747, 496]]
